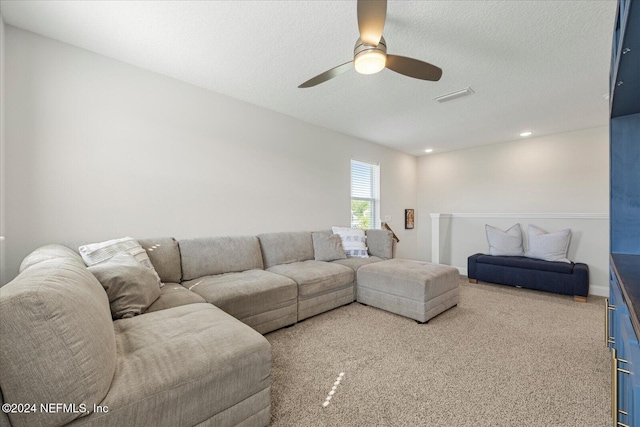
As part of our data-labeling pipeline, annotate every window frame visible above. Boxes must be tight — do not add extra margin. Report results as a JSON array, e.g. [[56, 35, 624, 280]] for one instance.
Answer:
[[350, 159, 380, 230]]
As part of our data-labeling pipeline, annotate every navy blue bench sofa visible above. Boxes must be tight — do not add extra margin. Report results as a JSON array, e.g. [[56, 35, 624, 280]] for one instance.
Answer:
[[467, 254, 589, 302]]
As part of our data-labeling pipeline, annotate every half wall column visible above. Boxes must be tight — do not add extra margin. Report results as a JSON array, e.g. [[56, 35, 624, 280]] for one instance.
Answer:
[[430, 213, 451, 264]]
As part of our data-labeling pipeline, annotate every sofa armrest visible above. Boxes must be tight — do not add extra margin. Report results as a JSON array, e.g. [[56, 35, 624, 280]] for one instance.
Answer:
[[467, 253, 483, 280], [573, 263, 590, 297]]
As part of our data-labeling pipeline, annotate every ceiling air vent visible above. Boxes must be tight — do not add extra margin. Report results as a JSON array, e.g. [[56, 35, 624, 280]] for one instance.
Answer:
[[434, 87, 474, 103]]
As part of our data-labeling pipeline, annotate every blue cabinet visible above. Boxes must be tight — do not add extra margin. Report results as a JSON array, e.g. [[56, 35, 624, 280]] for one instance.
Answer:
[[609, 0, 640, 425], [609, 269, 628, 351], [630, 342, 640, 427], [617, 312, 636, 426], [609, 262, 640, 427]]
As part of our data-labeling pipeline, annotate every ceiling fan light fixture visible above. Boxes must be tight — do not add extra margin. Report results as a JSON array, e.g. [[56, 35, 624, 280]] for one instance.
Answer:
[[354, 50, 387, 75], [298, 2, 442, 87]]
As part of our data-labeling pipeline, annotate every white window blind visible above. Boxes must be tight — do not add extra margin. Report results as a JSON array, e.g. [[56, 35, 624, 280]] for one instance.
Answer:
[[351, 159, 380, 229]]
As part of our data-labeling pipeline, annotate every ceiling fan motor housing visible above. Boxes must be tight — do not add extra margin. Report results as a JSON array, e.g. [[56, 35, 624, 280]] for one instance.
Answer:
[[354, 36, 387, 57], [354, 36, 387, 74]]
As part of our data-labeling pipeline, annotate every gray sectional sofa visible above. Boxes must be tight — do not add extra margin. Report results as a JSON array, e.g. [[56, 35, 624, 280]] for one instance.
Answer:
[[0, 229, 394, 427]]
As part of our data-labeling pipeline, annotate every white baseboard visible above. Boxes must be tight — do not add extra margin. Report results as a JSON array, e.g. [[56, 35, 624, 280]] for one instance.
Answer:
[[455, 266, 468, 276], [452, 265, 609, 297], [588, 284, 609, 297]]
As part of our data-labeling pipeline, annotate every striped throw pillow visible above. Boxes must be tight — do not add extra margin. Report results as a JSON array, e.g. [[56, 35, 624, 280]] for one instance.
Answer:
[[331, 227, 369, 258], [79, 236, 163, 287]]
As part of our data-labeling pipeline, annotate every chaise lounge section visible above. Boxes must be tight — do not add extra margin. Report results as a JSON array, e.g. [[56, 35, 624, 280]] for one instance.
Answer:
[[0, 245, 271, 427]]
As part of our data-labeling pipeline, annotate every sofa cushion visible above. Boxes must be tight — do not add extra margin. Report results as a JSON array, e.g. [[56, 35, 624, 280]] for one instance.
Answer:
[[267, 260, 354, 298], [312, 232, 347, 262], [525, 225, 572, 263], [0, 257, 116, 427], [78, 236, 163, 287], [258, 231, 314, 269], [183, 270, 297, 320], [365, 229, 393, 259], [332, 256, 384, 272], [88, 253, 161, 319], [145, 283, 206, 313], [19, 244, 84, 273], [84, 304, 271, 426], [476, 254, 574, 274], [485, 224, 525, 256], [138, 237, 182, 283], [180, 236, 264, 281]]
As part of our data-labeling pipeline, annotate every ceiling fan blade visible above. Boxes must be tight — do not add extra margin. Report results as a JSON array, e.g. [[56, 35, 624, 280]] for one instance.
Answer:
[[386, 54, 443, 81], [357, 0, 387, 46], [298, 61, 353, 88]]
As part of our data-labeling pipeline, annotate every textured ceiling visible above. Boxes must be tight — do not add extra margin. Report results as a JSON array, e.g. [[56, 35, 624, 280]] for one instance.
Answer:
[[0, 0, 617, 156]]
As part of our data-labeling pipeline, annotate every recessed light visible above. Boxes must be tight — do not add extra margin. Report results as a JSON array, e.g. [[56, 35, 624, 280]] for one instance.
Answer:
[[424, 149, 434, 153], [520, 131, 532, 137]]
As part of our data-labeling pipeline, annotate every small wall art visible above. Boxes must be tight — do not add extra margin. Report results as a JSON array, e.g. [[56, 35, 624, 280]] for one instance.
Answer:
[[405, 209, 414, 229]]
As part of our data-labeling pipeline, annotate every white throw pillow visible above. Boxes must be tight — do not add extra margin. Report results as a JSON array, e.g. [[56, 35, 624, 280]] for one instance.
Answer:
[[485, 224, 524, 256], [331, 226, 369, 258], [79, 236, 164, 287], [524, 225, 572, 263]]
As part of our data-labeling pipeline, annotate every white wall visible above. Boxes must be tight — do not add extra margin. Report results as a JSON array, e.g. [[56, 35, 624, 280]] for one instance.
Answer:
[[2, 26, 418, 283], [417, 127, 610, 295]]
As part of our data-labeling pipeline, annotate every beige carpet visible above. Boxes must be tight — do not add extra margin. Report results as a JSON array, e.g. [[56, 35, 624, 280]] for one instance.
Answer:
[[265, 278, 610, 426]]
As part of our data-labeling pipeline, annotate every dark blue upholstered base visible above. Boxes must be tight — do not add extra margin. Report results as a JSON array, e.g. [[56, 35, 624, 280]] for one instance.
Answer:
[[467, 254, 589, 297]]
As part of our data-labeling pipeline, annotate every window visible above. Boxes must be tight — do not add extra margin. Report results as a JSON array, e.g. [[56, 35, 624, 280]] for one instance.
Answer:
[[351, 159, 380, 229]]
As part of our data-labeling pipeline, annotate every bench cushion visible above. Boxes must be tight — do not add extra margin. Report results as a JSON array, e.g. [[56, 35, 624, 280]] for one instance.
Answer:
[[468, 253, 589, 297], [475, 255, 574, 274]]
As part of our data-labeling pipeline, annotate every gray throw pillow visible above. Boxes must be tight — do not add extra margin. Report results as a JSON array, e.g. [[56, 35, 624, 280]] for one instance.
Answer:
[[312, 233, 347, 262], [485, 224, 524, 256], [88, 253, 161, 319], [525, 225, 572, 263]]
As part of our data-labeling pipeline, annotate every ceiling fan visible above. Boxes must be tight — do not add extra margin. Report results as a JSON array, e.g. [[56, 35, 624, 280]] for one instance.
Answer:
[[298, 0, 442, 88]]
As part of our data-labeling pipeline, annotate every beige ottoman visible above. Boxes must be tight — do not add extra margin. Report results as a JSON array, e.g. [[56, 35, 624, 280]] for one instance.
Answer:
[[357, 259, 460, 323]]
